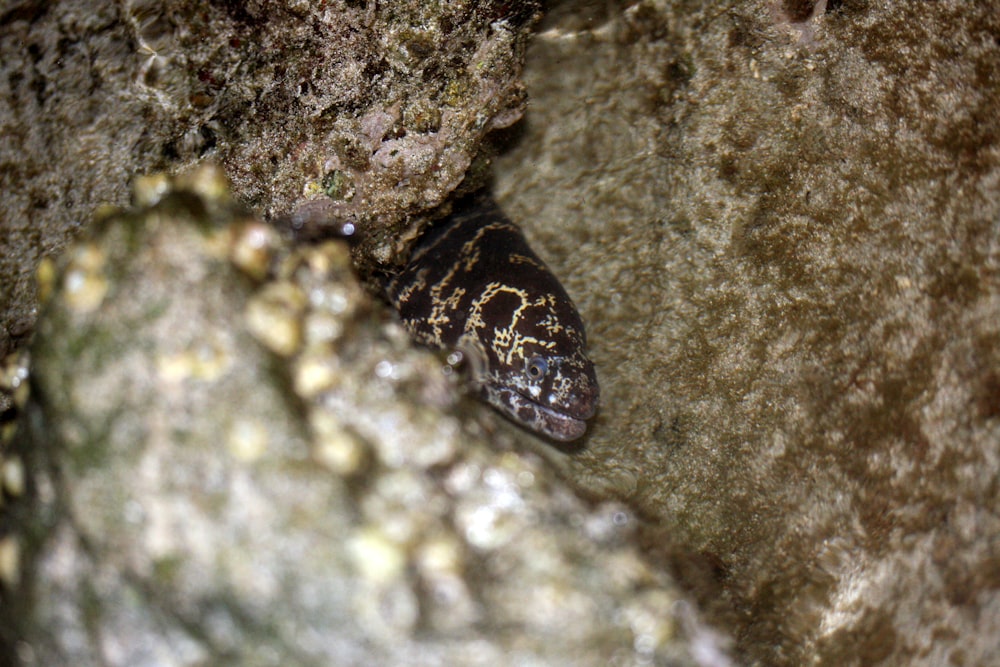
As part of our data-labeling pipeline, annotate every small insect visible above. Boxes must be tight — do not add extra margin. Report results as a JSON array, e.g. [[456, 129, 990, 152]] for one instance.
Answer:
[[387, 195, 599, 441]]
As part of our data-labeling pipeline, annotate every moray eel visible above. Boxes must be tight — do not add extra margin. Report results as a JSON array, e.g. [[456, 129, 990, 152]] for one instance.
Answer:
[[387, 195, 599, 441]]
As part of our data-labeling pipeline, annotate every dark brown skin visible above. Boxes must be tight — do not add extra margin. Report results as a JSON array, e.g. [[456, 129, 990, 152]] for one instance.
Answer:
[[386, 195, 599, 441]]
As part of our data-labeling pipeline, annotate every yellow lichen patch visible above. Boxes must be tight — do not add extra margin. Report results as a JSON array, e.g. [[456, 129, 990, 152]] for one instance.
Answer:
[[35, 257, 57, 304], [301, 179, 325, 199], [347, 527, 406, 585], [414, 533, 464, 579], [294, 355, 339, 398], [156, 339, 233, 383], [12, 381, 30, 410], [62, 243, 109, 314], [132, 172, 172, 207], [155, 352, 193, 383], [310, 411, 368, 476], [303, 311, 344, 346], [0, 351, 29, 392], [305, 241, 352, 277], [91, 203, 120, 222], [0, 351, 30, 409], [229, 220, 280, 281], [0, 536, 20, 588], [227, 418, 269, 463], [202, 226, 236, 262], [1, 456, 25, 498], [621, 589, 681, 656], [174, 162, 231, 205], [244, 282, 307, 357]]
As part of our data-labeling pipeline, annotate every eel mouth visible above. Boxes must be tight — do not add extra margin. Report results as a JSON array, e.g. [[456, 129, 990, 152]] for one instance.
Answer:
[[494, 389, 589, 442]]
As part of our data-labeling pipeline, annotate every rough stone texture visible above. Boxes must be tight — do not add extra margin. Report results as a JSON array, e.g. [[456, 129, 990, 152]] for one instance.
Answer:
[[0, 0, 536, 397], [0, 169, 725, 666], [493, 1, 1000, 665], [3, 0, 1000, 665]]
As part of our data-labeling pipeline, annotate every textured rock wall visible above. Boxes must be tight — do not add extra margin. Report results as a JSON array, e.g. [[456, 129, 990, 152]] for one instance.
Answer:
[[494, 0, 1000, 665], [2, 0, 999, 664], [0, 1, 730, 665], [0, 0, 534, 385]]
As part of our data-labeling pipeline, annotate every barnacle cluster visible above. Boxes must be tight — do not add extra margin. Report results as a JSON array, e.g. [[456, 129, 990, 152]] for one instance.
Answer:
[[1, 169, 718, 666], [0, 348, 29, 593]]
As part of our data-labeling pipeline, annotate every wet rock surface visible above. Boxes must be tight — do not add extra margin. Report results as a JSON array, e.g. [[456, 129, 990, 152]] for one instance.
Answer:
[[0, 169, 722, 666], [2, 0, 999, 665], [494, 1, 1000, 665], [0, 0, 537, 373]]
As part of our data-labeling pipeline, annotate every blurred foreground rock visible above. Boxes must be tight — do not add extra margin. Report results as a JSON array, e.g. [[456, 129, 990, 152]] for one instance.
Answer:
[[0, 168, 728, 666]]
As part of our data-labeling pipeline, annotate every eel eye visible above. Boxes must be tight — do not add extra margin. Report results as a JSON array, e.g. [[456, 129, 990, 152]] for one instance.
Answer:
[[526, 356, 548, 381]]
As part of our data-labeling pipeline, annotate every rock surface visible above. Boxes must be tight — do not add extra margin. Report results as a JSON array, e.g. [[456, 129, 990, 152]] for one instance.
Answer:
[[494, 1, 1000, 665], [0, 168, 723, 666], [0, 0, 536, 382], [2, 0, 999, 665]]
